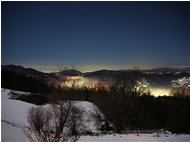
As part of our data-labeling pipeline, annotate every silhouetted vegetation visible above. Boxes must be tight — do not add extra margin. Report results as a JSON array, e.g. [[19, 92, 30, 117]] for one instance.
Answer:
[[91, 85, 190, 134], [9, 91, 48, 105], [11, 81, 189, 134]]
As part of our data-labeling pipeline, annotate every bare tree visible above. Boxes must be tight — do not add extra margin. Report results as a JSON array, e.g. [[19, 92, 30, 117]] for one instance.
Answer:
[[23, 101, 84, 142]]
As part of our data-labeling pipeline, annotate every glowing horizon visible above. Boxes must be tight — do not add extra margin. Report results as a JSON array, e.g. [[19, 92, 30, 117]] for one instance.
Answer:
[[11, 63, 187, 73]]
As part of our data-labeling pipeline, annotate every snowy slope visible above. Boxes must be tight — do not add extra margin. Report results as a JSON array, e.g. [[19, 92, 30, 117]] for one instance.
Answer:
[[2, 88, 190, 142], [1, 88, 34, 142], [1, 88, 98, 141]]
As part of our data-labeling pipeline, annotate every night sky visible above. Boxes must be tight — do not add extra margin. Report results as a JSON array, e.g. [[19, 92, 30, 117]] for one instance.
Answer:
[[2, 1, 190, 72]]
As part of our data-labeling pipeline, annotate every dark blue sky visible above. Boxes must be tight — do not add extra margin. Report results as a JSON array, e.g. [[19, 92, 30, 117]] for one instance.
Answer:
[[2, 2, 190, 72]]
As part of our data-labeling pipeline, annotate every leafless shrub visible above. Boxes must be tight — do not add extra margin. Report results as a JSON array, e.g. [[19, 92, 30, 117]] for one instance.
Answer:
[[23, 101, 84, 142]]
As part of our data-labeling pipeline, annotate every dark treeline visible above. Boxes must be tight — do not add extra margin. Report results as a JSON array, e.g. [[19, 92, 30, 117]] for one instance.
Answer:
[[2, 70, 51, 93], [93, 92, 190, 134]]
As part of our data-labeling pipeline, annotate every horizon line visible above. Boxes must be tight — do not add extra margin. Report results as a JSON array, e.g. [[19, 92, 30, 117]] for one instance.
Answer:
[[2, 64, 190, 73]]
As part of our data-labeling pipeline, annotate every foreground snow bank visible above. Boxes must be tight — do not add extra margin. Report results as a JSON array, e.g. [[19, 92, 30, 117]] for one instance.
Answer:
[[1, 88, 34, 142], [1, 88, 98, 141], [1, 89, 34, 124]]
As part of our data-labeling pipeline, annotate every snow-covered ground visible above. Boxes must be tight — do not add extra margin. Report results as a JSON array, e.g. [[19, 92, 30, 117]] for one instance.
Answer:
[[78, 134, 190, 142], [1, 88, 33, 142], [1, 88, 98, 142], [2, 88, 190, 142]]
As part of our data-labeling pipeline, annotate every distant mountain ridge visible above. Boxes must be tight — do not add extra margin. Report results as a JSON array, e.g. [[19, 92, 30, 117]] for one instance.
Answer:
[[2, 64, 190, 75], [59, 69, 82, 76], [2, 64, 48, 77], [142, 66, 190, 74], [1, 65, 83, 92], [2, 64, 82, 77], [2, 64, 190, 93]]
